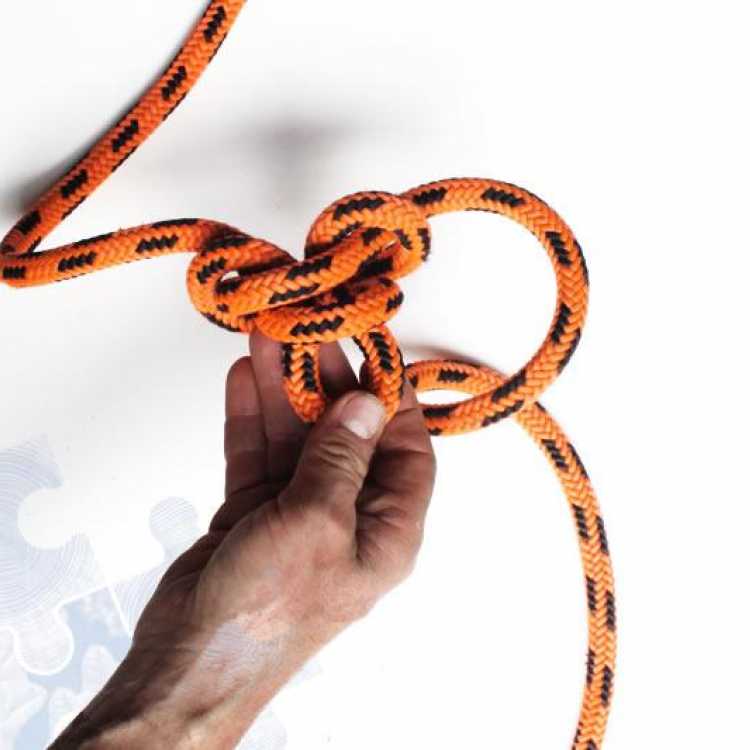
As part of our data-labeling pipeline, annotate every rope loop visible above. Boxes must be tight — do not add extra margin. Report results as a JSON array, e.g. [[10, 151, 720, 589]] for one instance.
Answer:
[[176, 178, 590, 429], [0, 2, 616, 744]]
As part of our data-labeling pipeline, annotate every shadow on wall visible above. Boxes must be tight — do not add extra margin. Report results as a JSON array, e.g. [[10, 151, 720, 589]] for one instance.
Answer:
[[0, 0, 211, 219]]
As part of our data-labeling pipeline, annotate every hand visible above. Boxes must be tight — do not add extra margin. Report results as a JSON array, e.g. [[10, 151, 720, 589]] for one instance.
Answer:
[[51, 332, 436, 749]]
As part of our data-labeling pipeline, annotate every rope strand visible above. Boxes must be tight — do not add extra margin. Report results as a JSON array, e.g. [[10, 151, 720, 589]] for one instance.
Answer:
[[0, 2, 615, 747]]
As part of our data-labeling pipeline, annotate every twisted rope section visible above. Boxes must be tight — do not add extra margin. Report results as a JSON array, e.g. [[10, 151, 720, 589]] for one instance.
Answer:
[[0, 1, 616, 747]]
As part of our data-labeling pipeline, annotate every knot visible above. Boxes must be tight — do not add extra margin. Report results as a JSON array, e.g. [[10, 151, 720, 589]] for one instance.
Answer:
[[186, 178, 590, 429]]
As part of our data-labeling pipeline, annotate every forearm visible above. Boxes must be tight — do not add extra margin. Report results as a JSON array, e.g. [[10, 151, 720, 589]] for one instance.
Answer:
[[50, 627, 306, 750]]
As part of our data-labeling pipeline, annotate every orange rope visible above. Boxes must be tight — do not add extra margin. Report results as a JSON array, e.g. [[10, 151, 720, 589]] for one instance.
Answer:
[[0, 2, 615, 746]]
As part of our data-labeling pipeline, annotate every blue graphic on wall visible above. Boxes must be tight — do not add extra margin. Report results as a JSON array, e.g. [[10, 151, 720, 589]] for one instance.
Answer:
[[0, 438, 313, 749]]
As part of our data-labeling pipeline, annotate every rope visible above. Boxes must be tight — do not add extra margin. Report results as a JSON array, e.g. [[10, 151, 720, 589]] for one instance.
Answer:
[[0, 1, 616, 746]]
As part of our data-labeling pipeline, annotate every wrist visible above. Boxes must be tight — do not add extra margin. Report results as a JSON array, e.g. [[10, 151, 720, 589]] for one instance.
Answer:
[[50, 617, 312, 750]]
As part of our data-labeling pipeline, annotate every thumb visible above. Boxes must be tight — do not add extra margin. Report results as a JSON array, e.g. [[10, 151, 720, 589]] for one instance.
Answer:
[[281, 391, 386, 518]]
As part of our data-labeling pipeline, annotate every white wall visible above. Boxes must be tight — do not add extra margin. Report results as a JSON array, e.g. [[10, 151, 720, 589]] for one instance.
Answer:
[[1, 1, 748, 747]]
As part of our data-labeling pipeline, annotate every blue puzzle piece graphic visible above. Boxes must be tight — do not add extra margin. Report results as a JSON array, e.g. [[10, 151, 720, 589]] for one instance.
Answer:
[[112, 497, 201, 634], [47, 644, 118, 742], [0, 631, 47, 750], [0, 438, 105, 676], [3, 483, 319, 748]]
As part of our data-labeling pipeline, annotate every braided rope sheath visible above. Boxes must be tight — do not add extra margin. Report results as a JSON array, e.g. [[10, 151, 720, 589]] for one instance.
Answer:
[[0, 2, 616, 746]]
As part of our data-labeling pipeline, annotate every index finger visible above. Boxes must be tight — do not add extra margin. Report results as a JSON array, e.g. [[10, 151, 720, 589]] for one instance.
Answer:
[[356, 381, 436, 575], [372, 380, 436, 506]]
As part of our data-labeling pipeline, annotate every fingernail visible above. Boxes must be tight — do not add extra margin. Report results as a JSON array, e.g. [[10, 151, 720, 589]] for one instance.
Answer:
[[339, 392, 385, 439]]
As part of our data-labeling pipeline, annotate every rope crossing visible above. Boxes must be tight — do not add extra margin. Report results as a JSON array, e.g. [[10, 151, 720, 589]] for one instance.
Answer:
[[0, 1, 616, 747]]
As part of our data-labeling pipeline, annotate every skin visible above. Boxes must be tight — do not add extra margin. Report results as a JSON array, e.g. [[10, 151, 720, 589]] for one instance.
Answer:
[[50, 331, 436, 749]]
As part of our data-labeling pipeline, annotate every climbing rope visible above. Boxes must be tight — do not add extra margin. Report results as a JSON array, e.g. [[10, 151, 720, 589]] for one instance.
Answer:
[[0, 1, 615, 746]]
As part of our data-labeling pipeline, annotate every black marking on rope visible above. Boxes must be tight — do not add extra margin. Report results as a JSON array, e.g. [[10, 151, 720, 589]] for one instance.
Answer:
[[423, 404, 456, 419], [586, 649, 595, 686], [558, 329, 581, 372], [506, 181, 546, 205], [362, 227, 384, 246], [586, 577, 597, 612], [481, 187, 525, 207], [111, 149, 136, 172], [62, 197, 87, 219], [0, 244, 15, 255], [545, 231, 572, 267], [596, 516, 609, 555], [205, 234, 252, 251], [600, 666, 613, 707], [286, 255, 332, 280], [408, 373, 419, 388], [15, 210, 41, 236], [289, 316, 344, 338], [551, 303, 572, 344], [269, 283, 320, 304], [152, 218, 199, 229], [111, 120, 139, 153], [411, 187, 447, 206], [491, 369, 526, 402], [418, 227, 431, 258], [73, 233, 114, 248], [542, 439, 569, 471], [567, 441, 589, 479], [333, 196, 385, 221], [2, 266, 26, 280], [605, 591, 616, 630], [216, 303, 229, 313], [281, 344, 293, 377], [203, 312, 239, 332], [163, 92, 188, 120], [378, 277, 394, 288], [136, 234, 179, 254], [64, 148, 91, 178], [162, 65, 188, 101], [357, 255, 393, 279], [60, 170, 88, 200], [394, 229, 412, 250], [301, 351, 318, 391], [197, 256, 227, 284], [204, 5, 227, 41], [572, 505, 590, 540], [57, 251, 96, 273], [397, 349, 406, 398], [481, 399, 524, 427], [575, 238, 590, 285], [216, 277, 243, 295], [27, 238, 41, 253], [369, 330, 394, 372], [437, 369, 469, 383], [587, 742, 598, 750], [428, 427, 443, 436], [573, 726, 582, 748], [309, 286, 356, 313], [306, 223, 361, 257], [385, 290, 404, 312]]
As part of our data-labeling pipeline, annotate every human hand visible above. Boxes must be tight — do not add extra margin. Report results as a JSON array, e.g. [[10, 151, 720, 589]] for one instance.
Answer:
[[51, 332, 436, 749]]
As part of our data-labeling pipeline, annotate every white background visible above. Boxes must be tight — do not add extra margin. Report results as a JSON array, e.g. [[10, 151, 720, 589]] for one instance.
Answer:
[[1, 0, 749, 747]]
